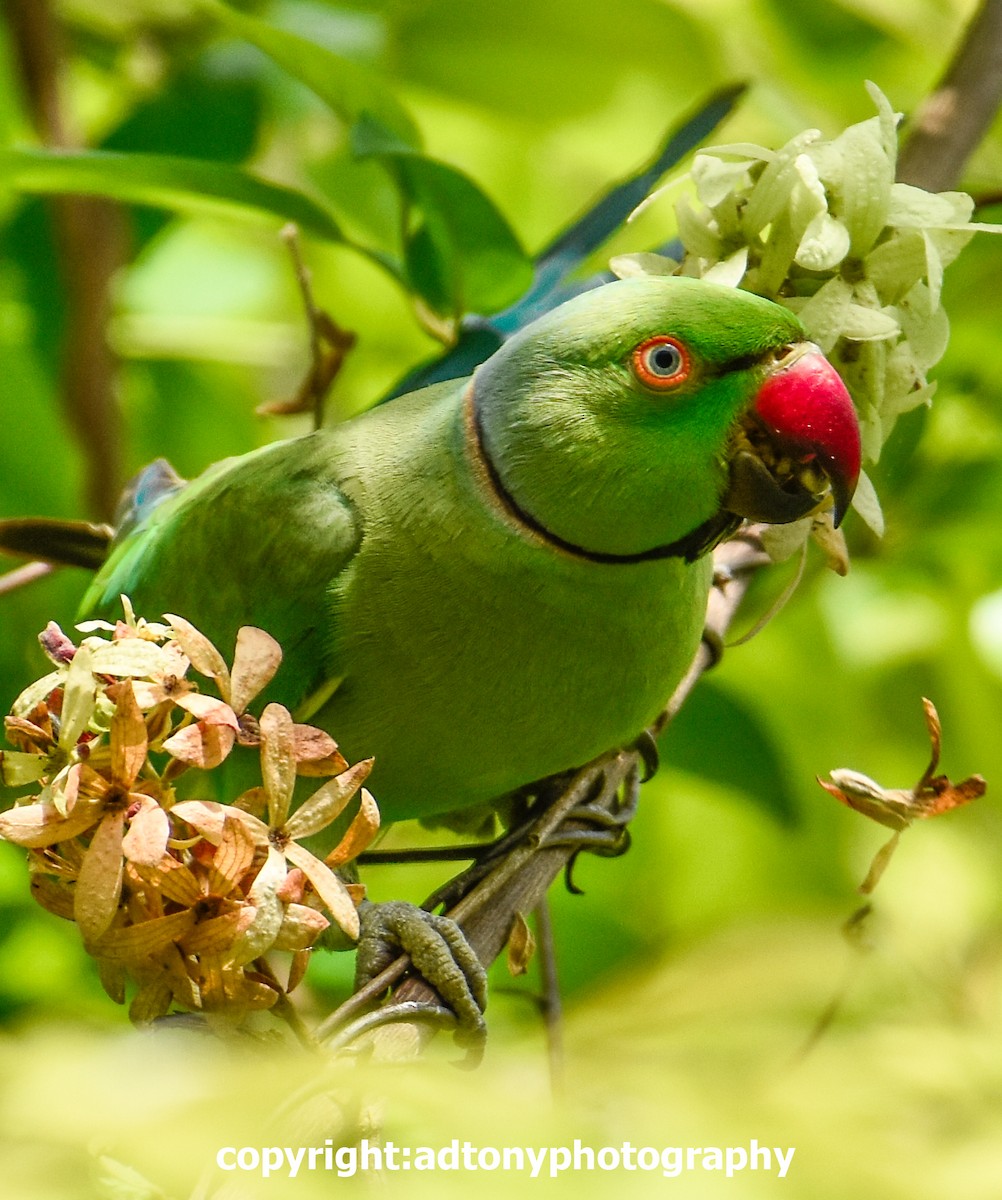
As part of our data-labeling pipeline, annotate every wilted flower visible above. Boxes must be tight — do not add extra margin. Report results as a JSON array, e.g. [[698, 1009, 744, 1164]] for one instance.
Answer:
[[0, 601, 380, 1026], [818, 697, 986, 892]]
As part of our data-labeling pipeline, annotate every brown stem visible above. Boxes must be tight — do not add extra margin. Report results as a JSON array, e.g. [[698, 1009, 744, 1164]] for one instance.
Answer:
[[534, 897, 564, 1095], [6, 0, 127, 520], [897, 0, 1002, 191]]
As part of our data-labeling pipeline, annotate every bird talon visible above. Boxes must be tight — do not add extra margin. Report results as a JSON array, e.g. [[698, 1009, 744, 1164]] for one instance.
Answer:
[[702, 624, 725, 668], [354, 900, 487, 1052], [630, 729, 660, 782]]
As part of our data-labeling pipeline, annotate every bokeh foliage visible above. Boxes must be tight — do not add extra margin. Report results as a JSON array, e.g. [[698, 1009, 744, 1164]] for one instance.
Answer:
[[1, 1, 1002, 1197]]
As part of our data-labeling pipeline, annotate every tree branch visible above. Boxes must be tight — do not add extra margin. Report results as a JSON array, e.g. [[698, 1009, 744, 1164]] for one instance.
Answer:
[[6, 0, 128, 520], [897, 0, 1002, 192]]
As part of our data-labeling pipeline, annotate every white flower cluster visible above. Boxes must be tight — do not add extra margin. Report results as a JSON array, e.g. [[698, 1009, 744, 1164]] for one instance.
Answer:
[[615, 83, 999, 540]]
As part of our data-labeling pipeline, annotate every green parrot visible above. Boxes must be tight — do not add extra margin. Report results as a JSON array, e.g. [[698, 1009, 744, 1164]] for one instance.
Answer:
[[75, 275, 860, 824]]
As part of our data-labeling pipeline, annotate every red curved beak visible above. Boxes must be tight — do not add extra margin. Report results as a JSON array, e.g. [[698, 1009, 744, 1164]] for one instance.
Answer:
[[749, 343, 861, 527]]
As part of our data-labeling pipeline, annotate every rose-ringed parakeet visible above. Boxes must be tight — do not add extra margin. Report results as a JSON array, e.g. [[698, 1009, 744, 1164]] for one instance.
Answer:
[[2, 275, 860, 1042], [77, 275, 859, 823]]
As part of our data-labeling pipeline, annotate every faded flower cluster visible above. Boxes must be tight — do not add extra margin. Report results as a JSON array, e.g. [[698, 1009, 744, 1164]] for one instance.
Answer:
[[0, 600, 378, 1023], [616, 82, 998, 552]]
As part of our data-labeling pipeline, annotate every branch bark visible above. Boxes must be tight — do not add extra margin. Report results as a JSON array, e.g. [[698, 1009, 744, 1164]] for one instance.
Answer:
[[897, 0, 1002, 192], [6, 0, 128, 521]]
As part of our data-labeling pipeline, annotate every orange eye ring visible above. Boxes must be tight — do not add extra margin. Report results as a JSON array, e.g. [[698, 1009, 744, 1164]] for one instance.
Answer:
[[631, 335, 691, 390]]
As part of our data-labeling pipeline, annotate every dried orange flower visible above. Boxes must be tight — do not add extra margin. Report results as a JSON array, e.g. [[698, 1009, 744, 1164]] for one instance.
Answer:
[[818, 697, 986, 892], [0, 600, 379, 1024]]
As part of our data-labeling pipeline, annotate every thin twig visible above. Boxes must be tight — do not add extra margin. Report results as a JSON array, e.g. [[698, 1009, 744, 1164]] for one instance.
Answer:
[[534, 897, 563, 1096], [261, 225, 356, 427], [0, 560, 54, 596]]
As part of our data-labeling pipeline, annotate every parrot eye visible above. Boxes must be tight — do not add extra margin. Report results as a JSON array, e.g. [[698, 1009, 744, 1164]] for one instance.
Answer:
[[631, 336, 691, 390]]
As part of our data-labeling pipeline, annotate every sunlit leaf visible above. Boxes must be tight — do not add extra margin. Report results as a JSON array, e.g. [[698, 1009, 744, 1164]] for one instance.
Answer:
[[195, 0, 420, 146], [353, 116, 532, 318], [0, 149, 346, 243]]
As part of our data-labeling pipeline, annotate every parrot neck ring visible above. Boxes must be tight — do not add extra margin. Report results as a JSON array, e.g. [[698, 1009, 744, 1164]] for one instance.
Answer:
[[464, 380, 736, 566]]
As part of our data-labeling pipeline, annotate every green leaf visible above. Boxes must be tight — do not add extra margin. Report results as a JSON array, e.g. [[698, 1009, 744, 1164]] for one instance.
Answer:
[[658, 680, 798, 825], [195, 0, 420, 147], [0, 148, 346, 243], [352, 118, 532, 318]]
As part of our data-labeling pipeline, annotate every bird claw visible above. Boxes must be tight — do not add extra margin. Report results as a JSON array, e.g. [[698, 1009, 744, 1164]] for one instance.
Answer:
[[354, 900, 487, 1055], [630, 729, 660, 782]]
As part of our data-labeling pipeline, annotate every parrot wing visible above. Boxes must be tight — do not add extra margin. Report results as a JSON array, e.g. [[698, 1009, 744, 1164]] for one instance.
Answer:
[[82, 434, 362, 713]]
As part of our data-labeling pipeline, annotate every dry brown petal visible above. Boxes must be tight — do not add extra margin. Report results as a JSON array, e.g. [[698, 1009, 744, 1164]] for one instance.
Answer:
[[272, 903, 329, 952], [232, 786, 268, 817], [229, 846, 288, 966], [229, 627, 283, 715], [276, 868, 308, 904], [287, 949, 311, 994], [506, 911, 536, 977], [820, 697, 987, 831], [4, 713, 55, 752], [810, 513, 850, 576], [205, 816, 257, 897], [860, 831, 902, 894], [129, 971, 174, 1023], [293, 726, 348, 777], [325, 787, 380, 868], [162, 721, 236, 769], [818, 772, 912, 831], [121, 798, 170, 867], [92, 908, 197, 963], [920, 696, 942, 784], [284, 840, 359, 940], [39, 621, 77, 665], [0, 792, 102, 848], [916, 774, 987, 818], [161, 943, 201, 1010], [142, 854, 203, 906], [345, 882, 366, 905], [170, 799, 229, 842], [241, 976, 282, 1011], [75, 810, 126, 944], [181, 908, 253, 956], [259, 704, 297, 828], [195, 952, 227, 1011], [174, 693, 240, 728], [172, 799, 271, 849], [164, 615, 231, 699], [285, 758, 373, 842], [97, 955, 127, 1005], [92, 639, 171, 679], [29, 873, 75, 919]]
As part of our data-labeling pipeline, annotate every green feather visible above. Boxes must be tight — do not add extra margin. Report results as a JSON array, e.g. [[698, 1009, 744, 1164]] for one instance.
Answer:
[[82, 277, 806, 822]]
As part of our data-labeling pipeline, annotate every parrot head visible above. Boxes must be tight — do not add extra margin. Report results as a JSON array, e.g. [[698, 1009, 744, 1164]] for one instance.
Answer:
[[470, 275, 860, 563]]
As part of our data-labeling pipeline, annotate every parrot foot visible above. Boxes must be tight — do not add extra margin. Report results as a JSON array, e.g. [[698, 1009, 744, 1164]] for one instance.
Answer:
[[631, 729, 660, 781], [539, 760, 642, 892], [353, 900, 487, 1055]]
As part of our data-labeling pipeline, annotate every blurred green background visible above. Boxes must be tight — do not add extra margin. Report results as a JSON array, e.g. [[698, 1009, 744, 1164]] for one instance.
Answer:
[[1, 1, 1002, 1197]]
